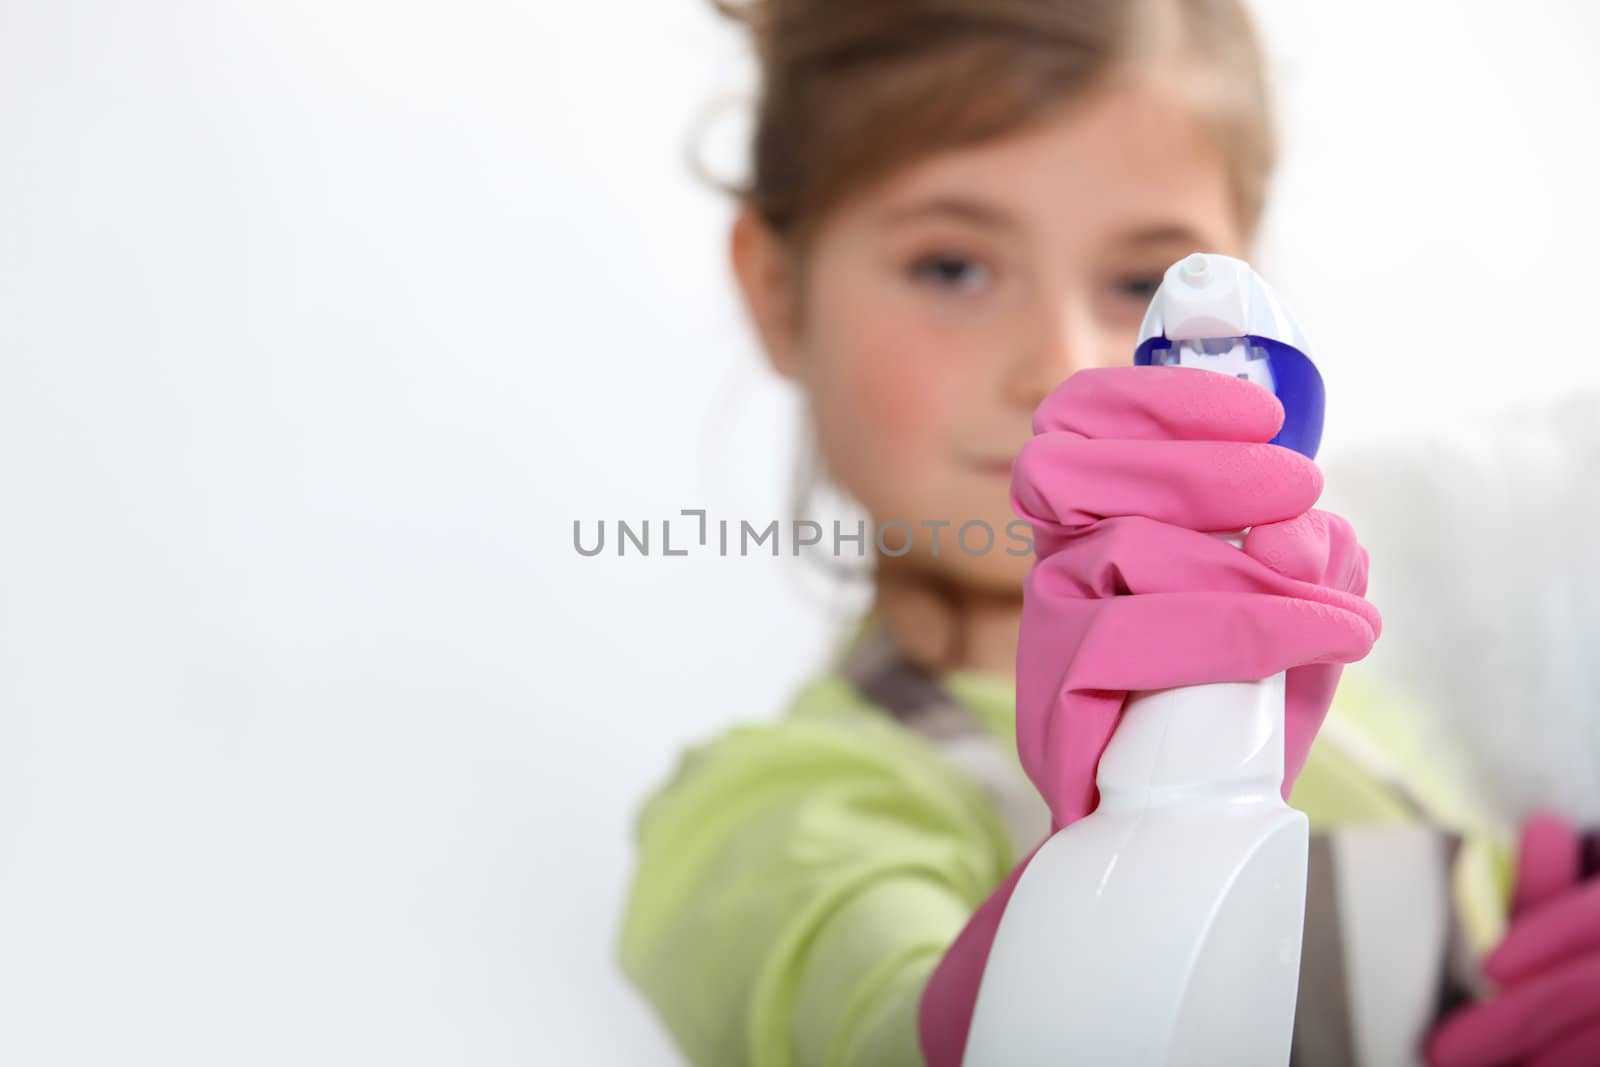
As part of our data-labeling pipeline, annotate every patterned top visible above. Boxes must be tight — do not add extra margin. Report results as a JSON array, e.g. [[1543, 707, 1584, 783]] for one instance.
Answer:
[[617, 613, 1513, 1066]]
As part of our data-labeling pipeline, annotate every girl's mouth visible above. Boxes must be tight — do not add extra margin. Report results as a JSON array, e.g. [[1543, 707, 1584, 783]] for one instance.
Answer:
[[970, 456, 1016, 478]]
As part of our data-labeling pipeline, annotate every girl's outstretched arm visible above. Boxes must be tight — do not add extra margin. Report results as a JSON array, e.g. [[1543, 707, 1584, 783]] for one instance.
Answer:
[[617, 708, 1015, 1066]]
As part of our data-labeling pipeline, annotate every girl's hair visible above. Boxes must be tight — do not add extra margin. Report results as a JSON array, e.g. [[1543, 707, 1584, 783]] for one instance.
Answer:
[[708, 0, 1278, 254], [700, 0, 1280, 612]]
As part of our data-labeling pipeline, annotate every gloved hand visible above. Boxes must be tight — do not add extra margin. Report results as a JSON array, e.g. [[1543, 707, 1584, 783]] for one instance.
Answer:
[[919, 365, 1382, 1065], [1011, 364, 1382, 827], [1427, 813, 1600, 1067]]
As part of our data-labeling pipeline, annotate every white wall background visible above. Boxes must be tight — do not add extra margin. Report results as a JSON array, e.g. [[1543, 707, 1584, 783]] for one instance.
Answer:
[[0, 2, 1594, 1064]]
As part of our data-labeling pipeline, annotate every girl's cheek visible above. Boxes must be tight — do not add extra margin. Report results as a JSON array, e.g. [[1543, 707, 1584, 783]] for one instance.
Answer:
[[803, 268, 972, 499], [807, 328, 948, 514], [847, 341, 938, 440], [828, 295, 958, 440]]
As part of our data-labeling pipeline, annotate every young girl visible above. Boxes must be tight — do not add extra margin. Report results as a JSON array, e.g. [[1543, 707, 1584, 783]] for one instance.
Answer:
[[617, 1, 1597, 1063]]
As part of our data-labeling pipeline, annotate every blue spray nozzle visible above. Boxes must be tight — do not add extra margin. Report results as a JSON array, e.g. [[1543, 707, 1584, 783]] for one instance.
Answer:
[[1135, 253, 1326, 460]]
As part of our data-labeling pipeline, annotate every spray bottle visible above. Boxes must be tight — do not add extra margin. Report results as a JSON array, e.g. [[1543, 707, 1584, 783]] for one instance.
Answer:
[[961, 252, 1327, 1066]]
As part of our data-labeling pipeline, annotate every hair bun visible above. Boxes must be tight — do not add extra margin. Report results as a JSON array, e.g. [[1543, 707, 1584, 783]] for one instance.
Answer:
[[709, 0, 779, 65], [700, 0, 1275, 248]]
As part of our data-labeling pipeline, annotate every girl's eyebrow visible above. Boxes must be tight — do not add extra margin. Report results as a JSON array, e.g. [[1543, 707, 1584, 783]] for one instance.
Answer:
[[878, 195, 1020, 233], [1118, 223, 1212, 249]]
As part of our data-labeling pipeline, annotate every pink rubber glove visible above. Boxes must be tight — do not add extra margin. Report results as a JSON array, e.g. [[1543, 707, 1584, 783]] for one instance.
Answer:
[[919, 366, 1381, 1065], [1013, 364, 1381, 827], [1427, 813, 1600, 1067]]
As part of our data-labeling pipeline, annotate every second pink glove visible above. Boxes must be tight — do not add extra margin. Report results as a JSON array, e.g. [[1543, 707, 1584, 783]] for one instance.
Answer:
[[1427, 813, 1600, 1067]]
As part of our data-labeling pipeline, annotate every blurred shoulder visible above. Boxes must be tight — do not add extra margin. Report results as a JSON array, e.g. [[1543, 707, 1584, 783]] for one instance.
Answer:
[[628, 665, 1000, 846]]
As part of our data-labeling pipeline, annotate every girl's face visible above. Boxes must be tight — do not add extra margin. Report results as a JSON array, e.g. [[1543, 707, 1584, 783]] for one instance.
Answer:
[[734, 74, 1249, 591]]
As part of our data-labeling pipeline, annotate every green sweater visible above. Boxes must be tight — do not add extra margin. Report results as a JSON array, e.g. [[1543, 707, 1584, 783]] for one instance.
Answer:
[[617, 618, 1511, 1066]]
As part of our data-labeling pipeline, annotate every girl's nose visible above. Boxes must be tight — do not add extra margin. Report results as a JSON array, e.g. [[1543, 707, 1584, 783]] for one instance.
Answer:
[[1004, 298, 1102, 411]]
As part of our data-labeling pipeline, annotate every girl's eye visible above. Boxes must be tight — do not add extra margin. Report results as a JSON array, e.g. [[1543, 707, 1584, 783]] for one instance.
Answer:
[[910, 254, 991, 292], [1116, 275, 1162, 303]]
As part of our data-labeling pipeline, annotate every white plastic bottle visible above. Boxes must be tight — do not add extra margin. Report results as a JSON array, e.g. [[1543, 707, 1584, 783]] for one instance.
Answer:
[[961, 253, 1326, 1067]]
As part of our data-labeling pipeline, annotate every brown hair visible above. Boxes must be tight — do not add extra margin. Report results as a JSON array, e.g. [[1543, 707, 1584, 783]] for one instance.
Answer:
[[707, 0, 1277, 254]]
